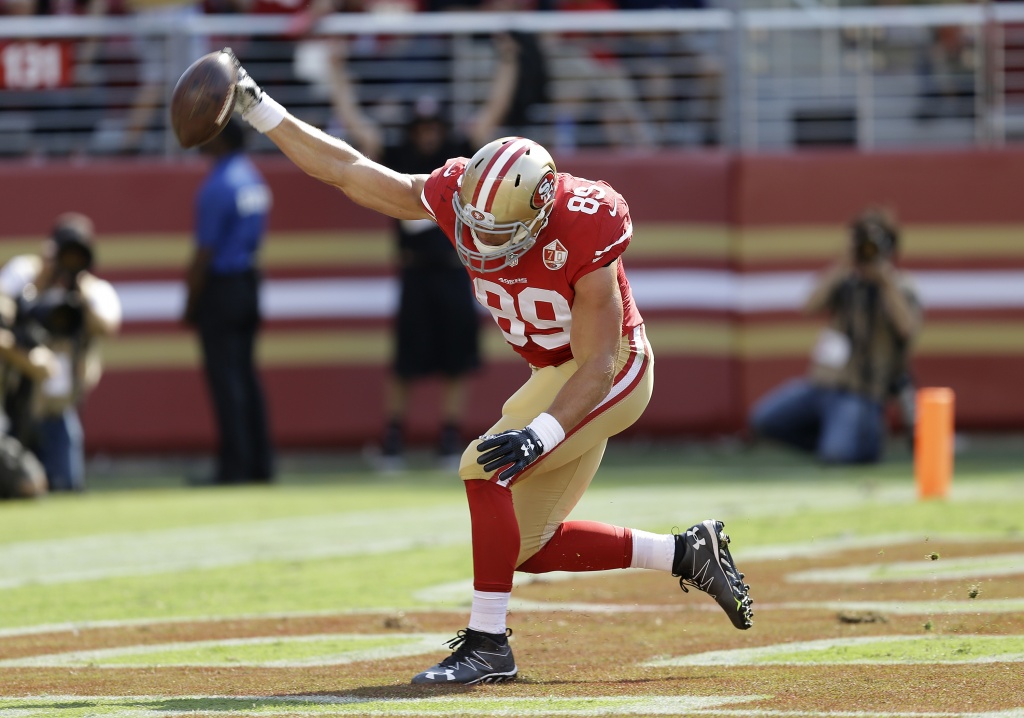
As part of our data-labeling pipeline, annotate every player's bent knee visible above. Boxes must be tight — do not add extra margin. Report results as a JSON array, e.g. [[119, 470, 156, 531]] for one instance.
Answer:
[[459, 466, 490, 482], [458, 440, 488, 481]]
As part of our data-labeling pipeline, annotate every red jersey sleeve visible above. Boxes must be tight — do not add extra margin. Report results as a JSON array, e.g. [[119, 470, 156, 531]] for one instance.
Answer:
[[420, 157, 468, 228], [572, 211, 632, 286], [549, 177, 633, 287]]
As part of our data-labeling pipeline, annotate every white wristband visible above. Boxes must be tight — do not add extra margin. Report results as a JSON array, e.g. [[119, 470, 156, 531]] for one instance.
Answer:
[[243, 94, 286, 134], [527, 413, 565, 454]]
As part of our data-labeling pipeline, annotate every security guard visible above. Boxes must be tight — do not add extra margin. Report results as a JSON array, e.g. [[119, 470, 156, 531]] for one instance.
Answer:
[[184, 118, 275, 484]]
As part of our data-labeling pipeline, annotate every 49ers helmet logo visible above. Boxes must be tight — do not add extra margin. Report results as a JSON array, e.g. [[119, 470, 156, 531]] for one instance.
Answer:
[[464, 204, 496, 228], [531, 170, 557, 209], [542, 239, 568, 270]]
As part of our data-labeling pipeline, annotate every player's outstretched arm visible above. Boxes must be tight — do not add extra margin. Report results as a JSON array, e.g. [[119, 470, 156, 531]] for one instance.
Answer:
[[231, 52, 430, 222], [269, 119, 428, 220]]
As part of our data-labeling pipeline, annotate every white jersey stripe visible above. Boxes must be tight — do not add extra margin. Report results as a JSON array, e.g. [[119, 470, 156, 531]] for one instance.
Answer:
[[595, 325, 649, 413], [420, 188, 436, 219], [472, 138, 531, 210], [514, 325, 649, 485], [593, 222, 633, 262]]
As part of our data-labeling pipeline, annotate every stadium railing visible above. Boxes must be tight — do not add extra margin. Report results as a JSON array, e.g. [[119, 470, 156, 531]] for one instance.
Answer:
[[1, 4, 1024, 157]]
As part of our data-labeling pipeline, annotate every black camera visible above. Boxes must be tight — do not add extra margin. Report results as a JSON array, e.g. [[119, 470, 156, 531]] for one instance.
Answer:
[[13, 287, 86, 349], [852, 217, 897, 264]]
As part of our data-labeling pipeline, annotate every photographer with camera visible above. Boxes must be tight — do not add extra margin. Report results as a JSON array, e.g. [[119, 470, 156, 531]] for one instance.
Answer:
[[0, 293, 49, 500], [0, 213, 121, 492], [748, 207, 922, 465]]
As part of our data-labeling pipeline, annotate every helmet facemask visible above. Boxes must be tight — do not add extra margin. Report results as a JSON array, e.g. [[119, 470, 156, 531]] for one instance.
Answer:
[[453, 194, 552, 273], [450, 136, 559, 274]]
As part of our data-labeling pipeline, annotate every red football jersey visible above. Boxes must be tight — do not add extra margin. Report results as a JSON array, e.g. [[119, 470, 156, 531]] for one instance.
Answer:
[[421, 158, 644, 368]]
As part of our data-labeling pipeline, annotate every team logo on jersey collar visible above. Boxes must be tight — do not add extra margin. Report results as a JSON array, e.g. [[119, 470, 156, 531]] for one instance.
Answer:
[[531, 170, 556, 210], [542, 239, 568, 270]]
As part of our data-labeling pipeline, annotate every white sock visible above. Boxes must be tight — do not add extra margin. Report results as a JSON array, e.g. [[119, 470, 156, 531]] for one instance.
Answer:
[[630, 529, 676, 572], [468, 590, 510, 635]]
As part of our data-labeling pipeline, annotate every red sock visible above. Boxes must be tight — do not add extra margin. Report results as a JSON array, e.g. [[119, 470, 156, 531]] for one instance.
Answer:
[[465, 479, 519, 593], [517, 521, 633, 573]]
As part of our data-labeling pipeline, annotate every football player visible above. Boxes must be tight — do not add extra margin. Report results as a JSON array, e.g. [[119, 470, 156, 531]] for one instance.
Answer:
[[226, 49, 753, 685]]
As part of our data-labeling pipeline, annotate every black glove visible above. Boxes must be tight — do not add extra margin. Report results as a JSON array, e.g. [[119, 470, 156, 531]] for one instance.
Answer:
[[477, 427, 545, 484]]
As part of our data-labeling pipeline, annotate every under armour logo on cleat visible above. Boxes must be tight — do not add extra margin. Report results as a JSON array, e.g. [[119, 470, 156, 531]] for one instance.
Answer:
[[686, 530, 706, 551], [424, 669, 456, 681]]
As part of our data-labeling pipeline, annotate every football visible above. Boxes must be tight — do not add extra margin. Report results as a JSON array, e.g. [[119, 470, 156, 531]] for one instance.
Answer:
[[170, 50, 238, 149]]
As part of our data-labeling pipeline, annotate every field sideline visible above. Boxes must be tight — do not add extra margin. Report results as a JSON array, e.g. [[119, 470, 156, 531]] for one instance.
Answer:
[[1, 442, 1023, 717]]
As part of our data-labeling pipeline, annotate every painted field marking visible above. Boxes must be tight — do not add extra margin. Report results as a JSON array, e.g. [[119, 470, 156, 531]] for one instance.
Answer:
[[1, 471, 1018, 592], [505, 598, 1024, 616], [645, 634, 1024, 667], [0, 488, 840, 590], [0, 609, 463, 641], [416, 533, 1024, 609], [0, 632, 453, 669], [415, 533, 942, 604], [0, 694, 766, 717], [3, 534, 1023, 641], [789, 554, 1024, 583], [760, 599, 1024, 615], [1, 695, 1023, 718], [0, 507, 470, 590], [0, 598, 1011, 647], [4, 597, 1023, 648]]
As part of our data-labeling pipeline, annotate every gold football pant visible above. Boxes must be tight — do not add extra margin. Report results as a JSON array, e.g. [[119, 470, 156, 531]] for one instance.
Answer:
[[459, 325, 653, 567]]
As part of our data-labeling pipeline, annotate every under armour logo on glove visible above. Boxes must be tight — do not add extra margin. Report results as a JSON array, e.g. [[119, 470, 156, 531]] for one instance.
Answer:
[[477, 428, 545, 484]]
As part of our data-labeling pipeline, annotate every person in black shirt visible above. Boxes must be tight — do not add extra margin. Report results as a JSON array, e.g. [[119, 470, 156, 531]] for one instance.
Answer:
[[329, 53, 493, 470]]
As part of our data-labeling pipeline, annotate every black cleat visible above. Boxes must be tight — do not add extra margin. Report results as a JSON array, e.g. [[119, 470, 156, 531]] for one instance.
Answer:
[[672, 519, 754, 630], [411, 628, 518, 685]]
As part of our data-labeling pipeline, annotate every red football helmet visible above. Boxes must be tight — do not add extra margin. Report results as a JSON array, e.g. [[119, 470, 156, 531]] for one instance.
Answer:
[[453, 137, 558, 273]]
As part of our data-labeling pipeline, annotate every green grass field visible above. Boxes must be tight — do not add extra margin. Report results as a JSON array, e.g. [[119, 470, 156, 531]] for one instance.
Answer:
[[1, 440, 1023, 717]]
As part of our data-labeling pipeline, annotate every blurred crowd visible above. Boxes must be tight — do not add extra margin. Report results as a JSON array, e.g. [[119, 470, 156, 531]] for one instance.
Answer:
[[0, 0, 721, 156], [1, 0, 996, 157]]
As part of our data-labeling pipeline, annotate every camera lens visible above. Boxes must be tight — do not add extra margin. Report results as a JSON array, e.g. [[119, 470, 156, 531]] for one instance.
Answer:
[[857, 241, 878, 263]]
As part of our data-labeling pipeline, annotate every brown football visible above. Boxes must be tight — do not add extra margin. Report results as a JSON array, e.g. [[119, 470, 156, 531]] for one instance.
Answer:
[[170, 50, 238, 149]]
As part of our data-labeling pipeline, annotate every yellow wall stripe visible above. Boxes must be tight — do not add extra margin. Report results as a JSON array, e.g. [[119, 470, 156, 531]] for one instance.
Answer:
[[732, 226, 1024, 263], [101, 319, 1024, 371], [6, 224, 1024, 271], [103, 325, 514, 370], [914, 322, 1024, 355], [644, 320, 737, 355], [263, 232, 395, 266], [629, 225, 731, 259], [0, 231, 398, 270]]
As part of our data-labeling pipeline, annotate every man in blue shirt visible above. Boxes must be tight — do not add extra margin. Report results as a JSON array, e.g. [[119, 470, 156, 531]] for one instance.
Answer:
[[184, 118, 275, 484]]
